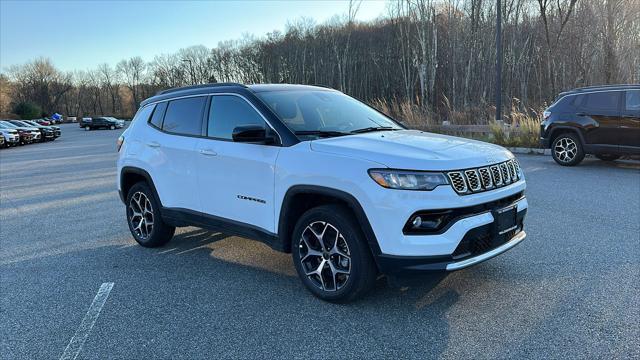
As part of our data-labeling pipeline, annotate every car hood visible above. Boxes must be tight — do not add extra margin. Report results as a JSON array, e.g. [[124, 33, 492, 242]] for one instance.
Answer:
[[309, 130, 513, 170]]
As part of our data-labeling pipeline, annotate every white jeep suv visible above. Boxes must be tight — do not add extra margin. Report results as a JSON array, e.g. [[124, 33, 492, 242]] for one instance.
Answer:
[[117, 83, 528, 302]]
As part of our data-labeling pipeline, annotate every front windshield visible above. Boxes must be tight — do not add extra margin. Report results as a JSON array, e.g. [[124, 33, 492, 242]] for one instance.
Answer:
[[0, 122, 18, 128], [256, 90, 402, 139]]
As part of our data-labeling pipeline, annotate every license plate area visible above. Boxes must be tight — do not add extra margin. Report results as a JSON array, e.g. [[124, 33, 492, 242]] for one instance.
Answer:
[[493, 205, 518, 235]]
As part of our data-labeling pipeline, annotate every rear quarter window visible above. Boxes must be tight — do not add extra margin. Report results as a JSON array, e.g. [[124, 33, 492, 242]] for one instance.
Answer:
[[132, 105, 154, 123], [149, 102, 167, 129]]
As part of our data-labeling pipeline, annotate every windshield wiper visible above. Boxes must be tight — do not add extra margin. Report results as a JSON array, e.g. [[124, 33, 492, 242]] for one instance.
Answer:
[[294, 130, 351, 138], [351, 126, 399, 134]]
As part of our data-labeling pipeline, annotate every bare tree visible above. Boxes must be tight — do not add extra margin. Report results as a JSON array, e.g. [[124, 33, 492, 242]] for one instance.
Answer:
[[117, 57, 146, 109]]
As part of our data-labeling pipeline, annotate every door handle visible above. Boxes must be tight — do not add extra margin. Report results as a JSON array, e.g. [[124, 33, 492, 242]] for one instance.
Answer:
[[146, 141, 160, 148], [199, 149, 217, 156]]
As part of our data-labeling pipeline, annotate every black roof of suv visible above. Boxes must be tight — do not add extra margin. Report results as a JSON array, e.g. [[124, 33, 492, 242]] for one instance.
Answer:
[[540, 84, 639, 166]]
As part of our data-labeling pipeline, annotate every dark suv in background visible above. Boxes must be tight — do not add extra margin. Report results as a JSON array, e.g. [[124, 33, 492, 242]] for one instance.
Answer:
[[540, 84, 640, 166], [83, 117, 123, 130]]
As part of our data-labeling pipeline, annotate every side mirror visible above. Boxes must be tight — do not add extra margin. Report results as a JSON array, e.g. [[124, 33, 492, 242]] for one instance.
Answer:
[[232, 125, 275, 144]]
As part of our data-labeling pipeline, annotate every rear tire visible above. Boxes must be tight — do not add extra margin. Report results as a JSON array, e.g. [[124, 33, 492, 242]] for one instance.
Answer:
[[551, 133, 584, 166], [291, 204, 377, 303], [595, 154, 620, 161], [109, 125, 115, 130], [126, 182, 175, 247], [85, 126, 91, 131]]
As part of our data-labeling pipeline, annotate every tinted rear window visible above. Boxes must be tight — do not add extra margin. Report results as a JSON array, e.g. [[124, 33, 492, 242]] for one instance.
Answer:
[[583, 92, 620, 111], [149, 102, 167, 129], [132, 104, 155, 124], [162, 97, 206, 136]]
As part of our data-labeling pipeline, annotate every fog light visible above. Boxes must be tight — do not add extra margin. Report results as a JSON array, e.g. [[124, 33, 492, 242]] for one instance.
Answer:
[[404, 210, 453, 234]]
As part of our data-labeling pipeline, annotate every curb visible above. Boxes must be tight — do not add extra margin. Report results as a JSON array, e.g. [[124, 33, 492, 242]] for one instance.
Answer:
[[507, 147, 550, 155]]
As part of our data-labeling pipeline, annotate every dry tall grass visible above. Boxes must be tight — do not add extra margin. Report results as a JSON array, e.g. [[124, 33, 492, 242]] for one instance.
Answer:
[[369, 97, 543, 148]]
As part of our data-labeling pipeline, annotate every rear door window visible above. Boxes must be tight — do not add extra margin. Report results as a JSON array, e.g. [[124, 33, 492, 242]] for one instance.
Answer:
[[583, 91, 621, 112], [162, 97, 206, 136]]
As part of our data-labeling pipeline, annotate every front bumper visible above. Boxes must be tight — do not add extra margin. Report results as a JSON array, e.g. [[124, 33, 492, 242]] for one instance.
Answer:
[[376, 218, 526, 274], [540, 137, 550, 148], [367, 183, 528, 275]]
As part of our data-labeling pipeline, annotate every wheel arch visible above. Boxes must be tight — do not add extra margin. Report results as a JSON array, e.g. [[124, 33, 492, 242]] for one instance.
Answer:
[[119, 166, 162, 207], [548, 126, 586, 146], [277, 185, 382, 260]]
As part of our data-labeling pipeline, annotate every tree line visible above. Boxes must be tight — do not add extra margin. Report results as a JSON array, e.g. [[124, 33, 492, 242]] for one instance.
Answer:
[[1, 0, 638, 125]]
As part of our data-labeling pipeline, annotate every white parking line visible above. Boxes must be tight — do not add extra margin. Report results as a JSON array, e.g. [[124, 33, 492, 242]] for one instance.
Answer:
[[60, 282, 114, 360]]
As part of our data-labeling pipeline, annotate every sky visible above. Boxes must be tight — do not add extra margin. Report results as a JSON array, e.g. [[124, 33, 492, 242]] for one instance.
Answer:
[[0, 0, 387, 72]]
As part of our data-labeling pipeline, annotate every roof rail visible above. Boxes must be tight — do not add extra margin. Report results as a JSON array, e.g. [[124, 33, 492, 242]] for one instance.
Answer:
[[311, 83, 336, 89], [573, 84, 638, 91], [157, 82, 247, 96]]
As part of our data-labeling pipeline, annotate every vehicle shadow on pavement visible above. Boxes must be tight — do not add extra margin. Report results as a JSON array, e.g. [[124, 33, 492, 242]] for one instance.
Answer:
[[565, 157, 640, 170], [3, 230, 460, 358]]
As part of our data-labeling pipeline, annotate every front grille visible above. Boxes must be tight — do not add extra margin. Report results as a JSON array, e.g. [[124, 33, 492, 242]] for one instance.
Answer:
[[500, 163, 511, 184], [507, 161, 516, 180], [464, 169, 482, 192], [490, 165, 503, 186], [478, 167, 493, 189], [447, 159, 521, 195], [512, 158, 521, 176], [447, 172, 468, 194]]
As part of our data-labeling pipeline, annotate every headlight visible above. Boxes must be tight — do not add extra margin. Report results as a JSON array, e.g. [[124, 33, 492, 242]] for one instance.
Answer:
[[368, 169, 449, 191]]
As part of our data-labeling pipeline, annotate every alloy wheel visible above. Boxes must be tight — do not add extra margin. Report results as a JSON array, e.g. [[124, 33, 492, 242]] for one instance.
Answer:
[[128, 191, 154, 240], [554, 137, 577, 163], [298, 221, 351, 291]]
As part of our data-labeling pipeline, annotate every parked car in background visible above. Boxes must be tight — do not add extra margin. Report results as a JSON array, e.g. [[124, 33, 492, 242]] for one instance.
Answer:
[[8, 120, 54, 142], [35, 119, 51, 126], [0, 127, 20, 147], [541, 84, 640, 166], [80, 117, 92, 128], [85, 116, 122, 130], [105, 117, 126, 128], [0, 121, 35, 144], [23, 120, 61, 139]]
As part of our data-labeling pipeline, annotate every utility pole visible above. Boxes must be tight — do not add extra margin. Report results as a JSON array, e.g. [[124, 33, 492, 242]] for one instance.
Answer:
[[182, 59, 195, 85], [495, 0, 502, 122]]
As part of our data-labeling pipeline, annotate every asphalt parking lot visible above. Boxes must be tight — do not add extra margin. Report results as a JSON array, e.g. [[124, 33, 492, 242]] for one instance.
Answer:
[[1, 124, 639, 359]]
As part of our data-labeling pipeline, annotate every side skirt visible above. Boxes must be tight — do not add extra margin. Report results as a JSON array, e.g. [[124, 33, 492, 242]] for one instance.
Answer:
[[160, 207, 285, 252]]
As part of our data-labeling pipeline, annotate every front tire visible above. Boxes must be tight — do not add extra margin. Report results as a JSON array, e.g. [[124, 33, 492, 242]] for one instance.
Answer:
[[551, 133, 584, 166], [85, 126, 91, 131], [595, 154, 620, 161], [291, 204, 377, 303], [126, 182, 175, 247], [109, 125, 115, 130]]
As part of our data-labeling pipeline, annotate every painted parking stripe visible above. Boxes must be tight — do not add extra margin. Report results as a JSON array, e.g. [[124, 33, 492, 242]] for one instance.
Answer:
[[60, 282, 114, 360]]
